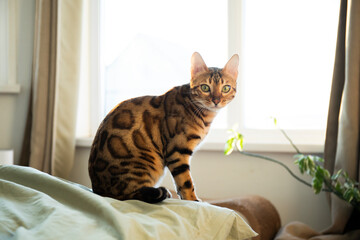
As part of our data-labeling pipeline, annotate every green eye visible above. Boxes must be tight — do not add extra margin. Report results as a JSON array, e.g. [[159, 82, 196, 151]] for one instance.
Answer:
[[222, 85, 231, 93], [200, 84, 210, 92]]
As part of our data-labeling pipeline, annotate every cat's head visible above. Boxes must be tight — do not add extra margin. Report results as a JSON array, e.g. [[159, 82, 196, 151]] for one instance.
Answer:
[[190, 52, 239, 111]]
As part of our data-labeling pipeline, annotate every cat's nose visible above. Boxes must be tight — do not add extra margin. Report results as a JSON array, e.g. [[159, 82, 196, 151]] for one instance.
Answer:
[[212, 98, 220, 106]]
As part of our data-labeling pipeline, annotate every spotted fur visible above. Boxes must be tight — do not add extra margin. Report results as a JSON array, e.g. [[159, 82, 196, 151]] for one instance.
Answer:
[[89, 52, 239, 203]]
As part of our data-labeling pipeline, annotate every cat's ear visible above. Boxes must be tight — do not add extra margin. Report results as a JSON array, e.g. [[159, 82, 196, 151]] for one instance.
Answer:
[[191, 52, 208, 79], [223, 54, 239, 80]]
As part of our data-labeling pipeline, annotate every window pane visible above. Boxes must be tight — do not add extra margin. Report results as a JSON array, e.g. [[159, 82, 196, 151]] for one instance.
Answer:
[[241, 0, 339, 129], [101, 0, 228, 127]]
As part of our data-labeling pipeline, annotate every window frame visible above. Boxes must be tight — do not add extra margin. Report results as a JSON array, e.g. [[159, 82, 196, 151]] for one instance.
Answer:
[[0, 0, 20, 94], [76, 0, 329, 153]]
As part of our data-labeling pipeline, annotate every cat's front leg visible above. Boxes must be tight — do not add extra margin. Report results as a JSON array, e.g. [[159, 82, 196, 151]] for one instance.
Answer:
[[167, 157, 200, 201]]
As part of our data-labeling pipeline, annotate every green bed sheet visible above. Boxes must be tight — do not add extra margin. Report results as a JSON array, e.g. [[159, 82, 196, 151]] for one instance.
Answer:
[[0, 165, 257, 240]]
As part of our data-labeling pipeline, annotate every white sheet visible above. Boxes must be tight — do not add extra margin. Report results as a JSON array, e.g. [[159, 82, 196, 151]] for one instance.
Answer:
[[0, 165, 257, 240]]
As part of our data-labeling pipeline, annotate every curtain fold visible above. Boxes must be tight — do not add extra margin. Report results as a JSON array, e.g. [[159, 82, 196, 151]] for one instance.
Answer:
[[52, 0, 84, 177], [20, 0, 84, 178], [323, 0, 360, 234], [276, 0, 360, 239]]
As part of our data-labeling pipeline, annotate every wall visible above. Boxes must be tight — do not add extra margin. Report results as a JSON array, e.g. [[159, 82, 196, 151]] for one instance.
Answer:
[[0, 0, 35, 164], [70, 146, 331, 232]]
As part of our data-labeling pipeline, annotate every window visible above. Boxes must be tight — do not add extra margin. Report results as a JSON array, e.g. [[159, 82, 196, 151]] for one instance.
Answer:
[[0, 0, 20, 94], [78, 0, 340, 152], [230, 0, 340, 152], [101, 0, 228, 128], [241, 0, 338, 130]]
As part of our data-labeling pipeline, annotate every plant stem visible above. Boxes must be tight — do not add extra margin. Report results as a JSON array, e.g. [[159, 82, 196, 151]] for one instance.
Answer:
[[238, 151, 314, 188], [279, 128, 301, 154]]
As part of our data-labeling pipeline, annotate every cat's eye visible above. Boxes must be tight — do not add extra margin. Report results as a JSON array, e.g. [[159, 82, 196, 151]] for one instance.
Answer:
[[222, 85, 231, 93], [200, 84, 210, 92]]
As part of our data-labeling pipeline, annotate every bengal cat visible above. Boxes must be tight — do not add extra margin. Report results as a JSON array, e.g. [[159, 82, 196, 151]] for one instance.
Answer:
[[88, 52, 239, 203]]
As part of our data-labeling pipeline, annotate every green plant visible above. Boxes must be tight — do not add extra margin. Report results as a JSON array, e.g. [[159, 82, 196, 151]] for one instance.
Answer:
[[224, 121, 360, 211]]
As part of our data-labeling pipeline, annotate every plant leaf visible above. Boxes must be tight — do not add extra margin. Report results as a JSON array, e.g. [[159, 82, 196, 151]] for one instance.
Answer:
[[312, 177, 323, 194], [294, 154, 308, 174], [224, 137, 235, 155], [344, 188, 354, 202], [236, 137, 243, 151], [335, 181, 343, 194], [272, 117, 278, 126], [315, 166, 324, 179], [323, 169, 331, 179], [353, 188, 360, 201], [331, 169, 343, 181]]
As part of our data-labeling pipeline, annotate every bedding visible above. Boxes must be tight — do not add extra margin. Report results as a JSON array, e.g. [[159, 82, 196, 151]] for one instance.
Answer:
[[0, 165, 257, 240]]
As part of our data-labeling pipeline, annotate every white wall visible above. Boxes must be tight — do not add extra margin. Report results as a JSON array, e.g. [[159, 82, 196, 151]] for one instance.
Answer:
[[0, 0, 35, 164], [70, 147, 331, 232]]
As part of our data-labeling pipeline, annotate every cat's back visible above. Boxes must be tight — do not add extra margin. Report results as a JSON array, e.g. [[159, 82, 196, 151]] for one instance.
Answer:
[[102, 84, 187, 130], [101, 94, 166, 130]]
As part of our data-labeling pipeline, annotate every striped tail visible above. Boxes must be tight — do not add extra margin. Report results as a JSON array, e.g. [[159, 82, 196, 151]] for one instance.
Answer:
[[130, 186, 172, 203]]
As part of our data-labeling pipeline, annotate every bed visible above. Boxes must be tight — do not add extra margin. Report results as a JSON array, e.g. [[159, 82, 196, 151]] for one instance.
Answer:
[[0, 165, 260, 240]]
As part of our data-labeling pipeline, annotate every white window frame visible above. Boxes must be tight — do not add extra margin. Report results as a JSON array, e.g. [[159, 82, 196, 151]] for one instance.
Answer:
[[0, 0, 20, 94], [76, 0, 328, 153], [201, 0, 326, 153]]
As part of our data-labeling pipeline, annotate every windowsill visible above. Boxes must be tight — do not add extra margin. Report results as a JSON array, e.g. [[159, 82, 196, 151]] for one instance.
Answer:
[[0, 84, 21, 94], [76, 135, 324, 153]]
